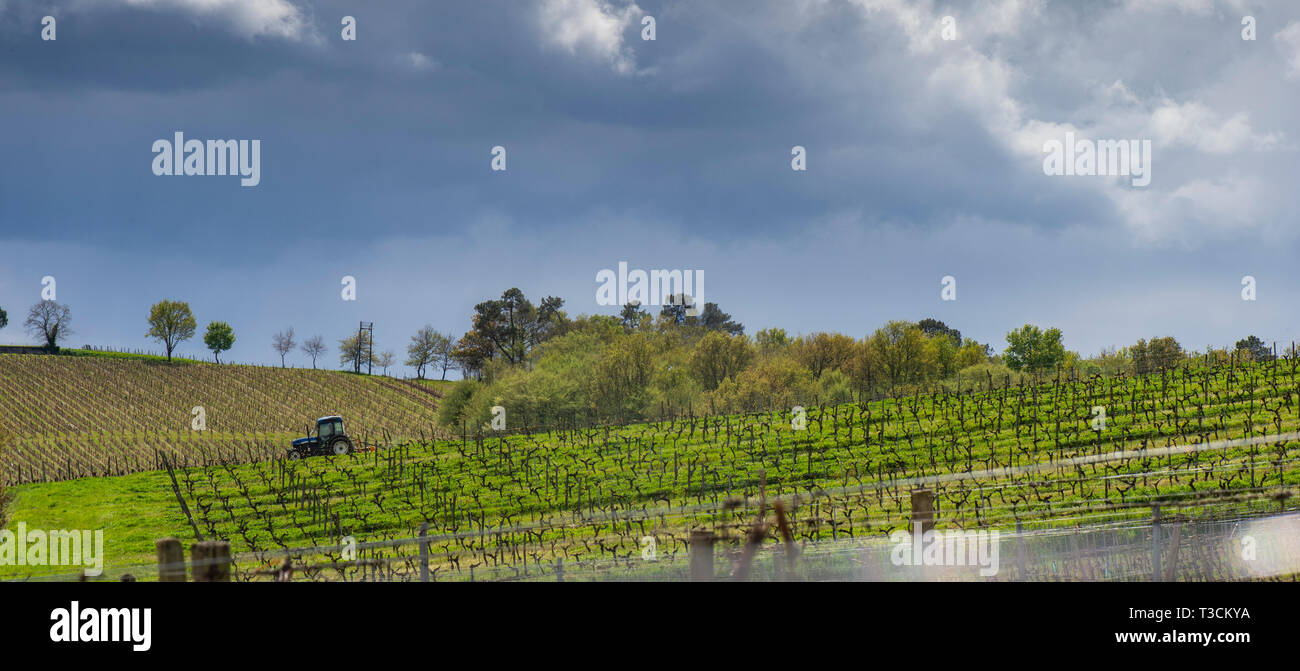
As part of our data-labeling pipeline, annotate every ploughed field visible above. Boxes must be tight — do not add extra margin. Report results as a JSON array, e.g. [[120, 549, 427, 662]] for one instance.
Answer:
[[0, 354, 447, 485]]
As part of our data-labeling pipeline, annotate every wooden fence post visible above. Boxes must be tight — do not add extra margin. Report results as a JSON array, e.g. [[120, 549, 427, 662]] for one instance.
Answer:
[[419, 522, 430, 583], [191, 540, 231, 582], [1016, 521, 1026, 581], [1150, 505, 1162, 582], [1165, 517, 1183, 582], [156, 538, 186, 582], [911, 489, 935, 536], [690, 530, 715, 582]]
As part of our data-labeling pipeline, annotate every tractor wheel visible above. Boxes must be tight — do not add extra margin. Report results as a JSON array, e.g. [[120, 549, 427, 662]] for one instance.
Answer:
[[287, 450, 303, 461], [331, 437, 353, 456]]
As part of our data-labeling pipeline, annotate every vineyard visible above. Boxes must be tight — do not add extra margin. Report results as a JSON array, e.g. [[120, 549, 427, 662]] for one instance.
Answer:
[[0, 354, 448, 485], [4, 356, 1300, 581]]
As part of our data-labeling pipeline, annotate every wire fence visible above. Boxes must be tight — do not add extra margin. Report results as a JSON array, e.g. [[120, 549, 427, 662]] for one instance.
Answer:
[[14, 503, 1293, 583], [8, 430, 1299, 583]]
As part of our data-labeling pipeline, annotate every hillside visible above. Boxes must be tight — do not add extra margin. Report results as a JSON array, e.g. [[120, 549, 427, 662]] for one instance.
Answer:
[[3, 357, 1298, 581], [0, 354, 447, 485]]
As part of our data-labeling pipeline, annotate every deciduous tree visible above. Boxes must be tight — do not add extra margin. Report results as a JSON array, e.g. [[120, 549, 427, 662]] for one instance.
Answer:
[[203, 321, 235, 364], [146, 300, 195, 362], [25, 301, 72, 351], [1003, 324, 1066, 373], [300, 335, 326, 369], [339, 331, 374, 373], [272, 327, 296, 367], [471, 288, 566, 364]]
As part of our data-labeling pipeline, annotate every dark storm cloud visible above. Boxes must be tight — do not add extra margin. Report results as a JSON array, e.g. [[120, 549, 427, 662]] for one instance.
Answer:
[[0, 0, 1297, 369]]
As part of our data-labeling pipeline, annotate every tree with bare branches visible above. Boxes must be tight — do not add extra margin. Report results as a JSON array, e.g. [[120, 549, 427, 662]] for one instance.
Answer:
[[300, 335, 326, 369], [272, 327, 296, 367], [26, 301, 73, 351]]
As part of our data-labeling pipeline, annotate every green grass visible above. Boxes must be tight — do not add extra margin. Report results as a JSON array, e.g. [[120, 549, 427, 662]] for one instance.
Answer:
[[0, 472, 188, 578], [58, 348, 213, 365]]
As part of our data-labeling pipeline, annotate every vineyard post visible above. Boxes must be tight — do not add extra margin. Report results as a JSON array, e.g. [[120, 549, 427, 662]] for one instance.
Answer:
[[156, 538, 186, 582], [1150, 505, 1162, 582], [910, 489, 934, 535], [1015, 521, 1025, 581], [1165, 517, 1182, 582], [419, 522, 430, 582], [191, 540, 231, 582], [690, 530, 715, 582]]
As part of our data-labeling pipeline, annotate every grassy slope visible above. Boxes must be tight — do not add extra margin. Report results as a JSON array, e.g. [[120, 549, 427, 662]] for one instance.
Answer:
[[5, 360, 1300, 580], [59, 348, 213, 365], [1, 474, 186, 578]]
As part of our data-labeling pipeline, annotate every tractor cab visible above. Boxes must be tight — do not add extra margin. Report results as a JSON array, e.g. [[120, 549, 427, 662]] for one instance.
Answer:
[[287, 415, 354, 459], [316, 416, 344, 441]]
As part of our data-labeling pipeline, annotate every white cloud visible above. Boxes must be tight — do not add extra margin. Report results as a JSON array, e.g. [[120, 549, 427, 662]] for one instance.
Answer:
[[849, 0, 1291, 245], [1113, 174, 1270, 244], [1277, 21, 1300, 79], [851, 0, 1043, 53], [1149, 101, 1283, 152], [1122, 0, 1217, 16], [119, 0, 311, 41], [404, 52, 439, 71], [537, 0, 643, 74], [852, 0, 941, 53]]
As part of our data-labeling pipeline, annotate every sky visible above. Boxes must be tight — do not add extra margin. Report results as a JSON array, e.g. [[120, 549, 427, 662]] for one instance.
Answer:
[[1, 0, 1298, 374]]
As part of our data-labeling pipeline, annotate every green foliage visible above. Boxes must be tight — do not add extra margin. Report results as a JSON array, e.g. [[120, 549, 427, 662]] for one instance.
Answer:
[[436, 379, 481, 428], [619, 302, 649, 331], [659, 301, 744, 334], [407, 325, 454, 380], [592, 333, 653, 417], [952, 361, 1026, 389], [1235, 335, 1273, 363], [755, 327, 789, 350], [929, 332, 959, 377], [1083, 347, 1131, 377], [818, 368, 854, 404], [145, 300, 196, 362], [1003, 324, 1066, 373], [0, 305, 7, 330], [955, 338, 991, 369], [471, 288, 566, 364], [1131, 336, 1183, 374], [339, 331, 374, 373], [689, 332, 754, 390], [869, 321, 936, 388], [793, 332, 856, 379], [203, 321, 235, 364], [708, 353, 816, 412], [918, 318, 961, 345]]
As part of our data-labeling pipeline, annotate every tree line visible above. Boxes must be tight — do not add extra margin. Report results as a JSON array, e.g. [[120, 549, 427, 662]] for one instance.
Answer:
[[427, 288, 1293, 431], [0, 294, 1287, 391]]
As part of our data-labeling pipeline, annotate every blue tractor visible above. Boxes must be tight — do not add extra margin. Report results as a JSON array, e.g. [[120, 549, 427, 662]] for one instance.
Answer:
[[287, 415, 355, 459]]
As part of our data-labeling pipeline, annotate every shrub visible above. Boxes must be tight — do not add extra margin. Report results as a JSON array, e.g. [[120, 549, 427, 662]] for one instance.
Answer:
[[436, 379, 481, 428]]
